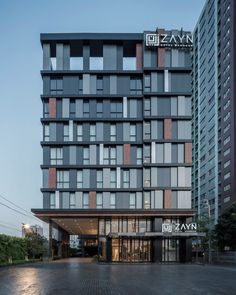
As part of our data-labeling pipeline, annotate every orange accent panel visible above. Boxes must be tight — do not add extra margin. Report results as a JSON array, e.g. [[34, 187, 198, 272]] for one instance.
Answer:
[[49, 168, 56, 189], [185, 143, 192, 164], [164, 119, 172, 139], [49, 98, 57, 118], [89, 191, 96, 209], [124, 144, 131, 165], [164, 190, 172, 209], [158, 48, 165, 67], [136, 43, 143, 70]]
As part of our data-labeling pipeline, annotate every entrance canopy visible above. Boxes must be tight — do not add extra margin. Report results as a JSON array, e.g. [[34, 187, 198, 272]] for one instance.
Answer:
[[52, 218, 98, 235]]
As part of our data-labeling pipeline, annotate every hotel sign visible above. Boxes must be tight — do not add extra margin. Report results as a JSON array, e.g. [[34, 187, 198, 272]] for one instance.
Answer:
[[162, 222, 197, 233], [145, 33, 193, 48]]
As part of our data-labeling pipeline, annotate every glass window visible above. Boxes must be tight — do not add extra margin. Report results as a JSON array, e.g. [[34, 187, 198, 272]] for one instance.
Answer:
[[110, 193, 116, 209], [111, 101, 123, 118], [123, 57, 136, 70], [90, 124, 96, 141], [44, 101, 49, 118], [83, 100, 89, 118], [144, 75, 151, 92], [97, 170, 103, 188], [89, 57, 103, 70], [83, 147, 89, 164], [77, 124, 83, 141], [70, 193, 76, 208], [110, 148, 116, 165], [78, 77, 83, 94], [123, 170, 130, 188], [144, 122, 151, 139], [130, 124, 136, 141], [44, 125, 49, 142], [50, 148, 63, 165], [144, 145, 150, 163], [110, 170, 116, 188], [130, 193, 136, 209], [130, 78, 142, 95], [83, 193, 89, 209], [50, 78, 63, 94], [144, 98, 151, 116], [57, 171, 69, 188], [137, 147, 142, 164], [97, 101, 103, 118], [70, 57, 83, 70], [144, 168, 150, 187], [70, 99, 75, 118], [96, 193, 103, 208], [77, 171, 83, 188], [64, 125, 69, 141], [97, 76, 103, 94], [110, 124, 116, 141], [50, 193, 55, 209], [103, 147, 109, 165], [144, 192, 151, 209]]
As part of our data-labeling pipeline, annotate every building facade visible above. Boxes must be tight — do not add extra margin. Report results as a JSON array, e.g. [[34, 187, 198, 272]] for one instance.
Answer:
[[192, 0, 236, 223], [33, 29, 202, 263]]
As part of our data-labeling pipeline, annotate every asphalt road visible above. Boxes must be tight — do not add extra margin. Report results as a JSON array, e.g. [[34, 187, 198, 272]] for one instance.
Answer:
[[0, 258, 236, 295]]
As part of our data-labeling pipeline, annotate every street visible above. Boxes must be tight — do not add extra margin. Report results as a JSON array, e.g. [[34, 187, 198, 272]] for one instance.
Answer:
[[0, 259, 236, 294]]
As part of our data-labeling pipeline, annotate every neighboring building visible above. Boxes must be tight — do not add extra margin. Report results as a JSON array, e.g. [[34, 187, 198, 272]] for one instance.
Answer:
[[22, 224, 43, 237], [192, 0, 236, 224], [32, 29, 203, 263]]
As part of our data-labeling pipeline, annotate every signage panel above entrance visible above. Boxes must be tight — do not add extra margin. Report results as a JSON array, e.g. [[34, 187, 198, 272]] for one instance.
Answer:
[[145, 33, 193, 48]]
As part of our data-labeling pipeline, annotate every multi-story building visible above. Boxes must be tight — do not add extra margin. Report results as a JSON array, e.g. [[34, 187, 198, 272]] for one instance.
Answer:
[[32, 29, 203, 263], [192, 0, 236, 223]]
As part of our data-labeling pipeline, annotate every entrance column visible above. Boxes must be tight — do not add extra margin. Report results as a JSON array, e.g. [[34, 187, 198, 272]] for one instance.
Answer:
[[49, 219, 53, 260]]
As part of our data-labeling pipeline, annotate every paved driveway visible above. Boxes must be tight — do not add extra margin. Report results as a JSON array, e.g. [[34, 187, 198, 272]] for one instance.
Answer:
[[0, 259, 236, 295]]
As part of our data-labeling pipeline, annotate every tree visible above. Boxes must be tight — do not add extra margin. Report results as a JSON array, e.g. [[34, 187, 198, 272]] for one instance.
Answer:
[[214, 203, 236, 251], [25, 232, 47, 259]]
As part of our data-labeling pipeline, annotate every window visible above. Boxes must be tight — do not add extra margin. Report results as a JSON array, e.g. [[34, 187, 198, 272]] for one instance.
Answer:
[[223, 123, 230, 134], [110, 193, 116, 209], [110, 101, 123, 118], [223, 111, 230, 122], [78, 76, 83, 94], [70, 193, 76, 208], [144, 75, 151, 92], [96, 193, 103, 208], [97, 101, 103, 118], [110, 170, 116, 188], [50, 148, 63, 165], [50, 193, 55, 209], [144, 192, 151, 209], [90, 57, 103, 70], [123, 170, 130, 188], [70, 57, 83, 70], [77, 125, 83, 141], [144, 98, 151, 116], [77, 171, 83, 188], [130, 124, 136, 141], [110, 124, 116, 141], [224, 160, 230, 169], [44, 101, 49, 118], [110, 148, 116, 165], [70, 100, 75, 118], [64, 125, 69, 141], [144, 122, 151, 139], [224, 184, 230, 192], [130, 193, 136, 209], [224, 148, 230, 157], [97, 76, 103, 94], [136, 147, 142, 164], [224, 172, 231, 180], [83, 100, 89, 118], [123, 57, 136, 70], [83, 193, 89, 209], [50, 78, 63, 94], [130, 78, 142, 94], [97, 170, 103, 188], [223, 136, 230, 145], [103, 147, 109, 165], [83, 147, 89, 164], [57, 171, 69, 188], [90, 124, 96, 141], [144, 145, 150, 163], [44, 125, 49, 141], [144, 168, 150, 187]]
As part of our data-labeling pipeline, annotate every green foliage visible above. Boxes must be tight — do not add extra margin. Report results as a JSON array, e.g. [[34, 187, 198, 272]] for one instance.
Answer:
[[25, 232, 48, 259], [214, 203, 236, 251]]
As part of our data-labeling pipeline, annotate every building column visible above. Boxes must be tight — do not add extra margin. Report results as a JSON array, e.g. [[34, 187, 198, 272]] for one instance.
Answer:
[[49, 219, 53, 260]]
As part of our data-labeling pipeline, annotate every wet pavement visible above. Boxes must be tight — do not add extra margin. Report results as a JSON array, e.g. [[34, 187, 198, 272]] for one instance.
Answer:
[[0, 258, 236, 295]]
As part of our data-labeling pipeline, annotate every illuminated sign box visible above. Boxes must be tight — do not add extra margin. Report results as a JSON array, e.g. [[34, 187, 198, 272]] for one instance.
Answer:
[[162, 222, 197, 233], [145, 33, 193, 48]]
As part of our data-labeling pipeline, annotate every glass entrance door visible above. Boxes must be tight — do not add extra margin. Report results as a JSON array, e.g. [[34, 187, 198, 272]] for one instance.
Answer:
[[112, 237, 151, 262], [162, 238, 179, 262]]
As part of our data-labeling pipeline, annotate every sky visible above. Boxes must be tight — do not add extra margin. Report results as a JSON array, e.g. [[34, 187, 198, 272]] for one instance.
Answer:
[[0, 0, 206, 237]]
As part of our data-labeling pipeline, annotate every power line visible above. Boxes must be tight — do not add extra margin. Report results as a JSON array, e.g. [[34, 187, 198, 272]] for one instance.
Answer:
[[0, 193, 36, 218], [0, 201, 34, 219], [0, 223, 21, 233]]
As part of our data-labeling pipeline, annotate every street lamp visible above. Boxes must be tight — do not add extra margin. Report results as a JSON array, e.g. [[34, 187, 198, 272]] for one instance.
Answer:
[[202, 199, 212, 264]]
